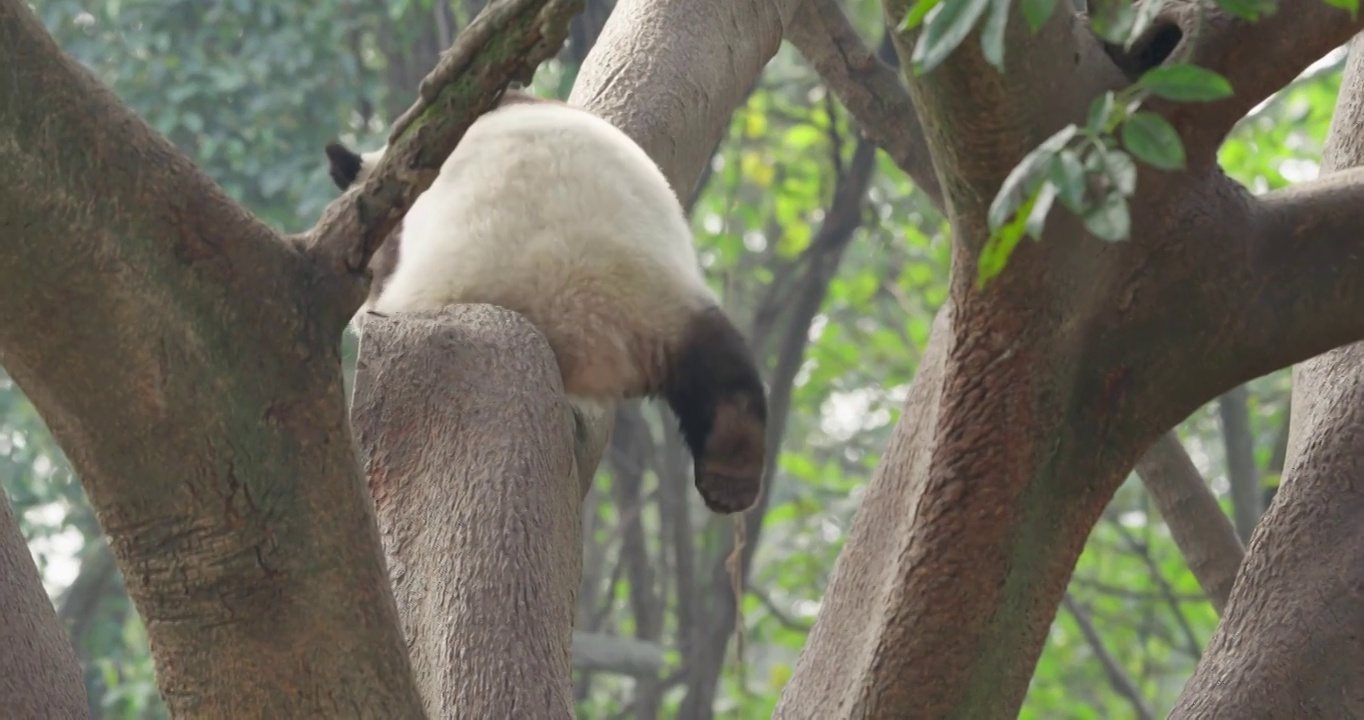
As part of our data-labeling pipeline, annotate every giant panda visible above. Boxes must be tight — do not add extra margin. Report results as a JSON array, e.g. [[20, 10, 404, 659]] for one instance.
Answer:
[[326, 89, 767, 515]]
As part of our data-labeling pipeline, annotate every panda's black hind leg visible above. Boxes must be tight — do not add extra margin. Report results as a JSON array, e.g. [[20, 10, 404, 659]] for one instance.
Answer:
[[662, 306, 768, 514]]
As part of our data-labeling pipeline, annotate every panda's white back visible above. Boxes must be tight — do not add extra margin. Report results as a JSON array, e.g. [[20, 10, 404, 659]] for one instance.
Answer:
[[369, 102, 719, 402]]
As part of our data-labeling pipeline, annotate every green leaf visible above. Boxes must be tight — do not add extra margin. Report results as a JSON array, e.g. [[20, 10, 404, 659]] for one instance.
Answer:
[[1021, 0, 1059, 31], [1024, 182, 1058, 240], [978, 192, 1035, 288], [1121, 112, 1186, 171], [987, 124, 1078, 230], [900, 0, 944, 30], [1137, 64, 1235, 102], [1086, 92, 1116, 133], [1083, 192, 1131, 241], [911, 0, 994, 75], [1049, 149, 1087, 212], [1097, 146, 1138, 194], [979, 0, 1011, 71]]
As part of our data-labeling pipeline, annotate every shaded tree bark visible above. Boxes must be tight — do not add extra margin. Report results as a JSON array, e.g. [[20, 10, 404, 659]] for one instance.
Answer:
[[1171, 31, 1364, 718]]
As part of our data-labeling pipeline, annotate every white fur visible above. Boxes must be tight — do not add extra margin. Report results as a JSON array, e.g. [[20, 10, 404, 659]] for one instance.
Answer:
[[355, 102, 718, 403]]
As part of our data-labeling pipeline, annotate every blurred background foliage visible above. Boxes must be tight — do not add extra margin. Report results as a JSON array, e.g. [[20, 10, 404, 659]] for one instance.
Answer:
[[9, 0, 1343, 716]]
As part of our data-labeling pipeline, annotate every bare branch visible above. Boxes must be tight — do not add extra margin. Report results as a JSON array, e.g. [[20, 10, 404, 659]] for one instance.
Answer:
[[1134, 433, 1244, 614], [1149, 0, 1363, 163], [571, 632, 666, 677], [784, 0, 943, 208], [306, 0, 583, 308], [1217, 386, 1262, 542], [352, 306, 593, 716], [1062, 594, 1156, 720]]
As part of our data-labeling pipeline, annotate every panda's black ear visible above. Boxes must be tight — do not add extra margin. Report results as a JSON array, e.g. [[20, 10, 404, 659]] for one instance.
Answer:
[[324, 142, 364, 191]]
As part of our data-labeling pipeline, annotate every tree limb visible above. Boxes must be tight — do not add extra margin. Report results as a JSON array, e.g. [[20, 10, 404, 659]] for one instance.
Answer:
[[784, 0, 943, 208], [1149, 0, 1364, 164], [1216, 166, 1364, 380], [567, 0, 810, 193], [305, 0, 583, 309], [1217, 386, 1262, 542], [571, 631, 666, 677], [352, 306, 592, 717], [1134, 432, 1244, 614]]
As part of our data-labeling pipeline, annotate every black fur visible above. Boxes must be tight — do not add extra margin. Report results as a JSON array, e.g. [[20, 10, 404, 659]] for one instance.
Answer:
[[664, 307, 768, 514], [325, 142, 364, 190]]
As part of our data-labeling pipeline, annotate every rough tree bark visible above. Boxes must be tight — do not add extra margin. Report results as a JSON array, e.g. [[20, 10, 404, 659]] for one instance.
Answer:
[[1170, 31, 1364, 718], [776, 2, 1364, 717], [352, 307, 594, 717]]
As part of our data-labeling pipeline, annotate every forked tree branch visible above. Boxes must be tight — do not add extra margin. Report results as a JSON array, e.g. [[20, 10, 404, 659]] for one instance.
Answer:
[[305, 0, 583, 309], [1149, 0, 1363, 165], [785, 0, 943, 208], [881, 3, 1121, 256]]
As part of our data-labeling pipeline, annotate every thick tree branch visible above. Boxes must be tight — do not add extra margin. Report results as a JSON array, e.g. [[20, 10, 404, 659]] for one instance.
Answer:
[[1134, 432, 1244, 614], [1218, 166, 1364, 379], [784, 0, 943, 207], [352, 307, 594, 716], [567, 0, 811, 193], [306, 0, 582, 308], [0, 1, 423, 713], [1150, 0, 1363, 163]]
